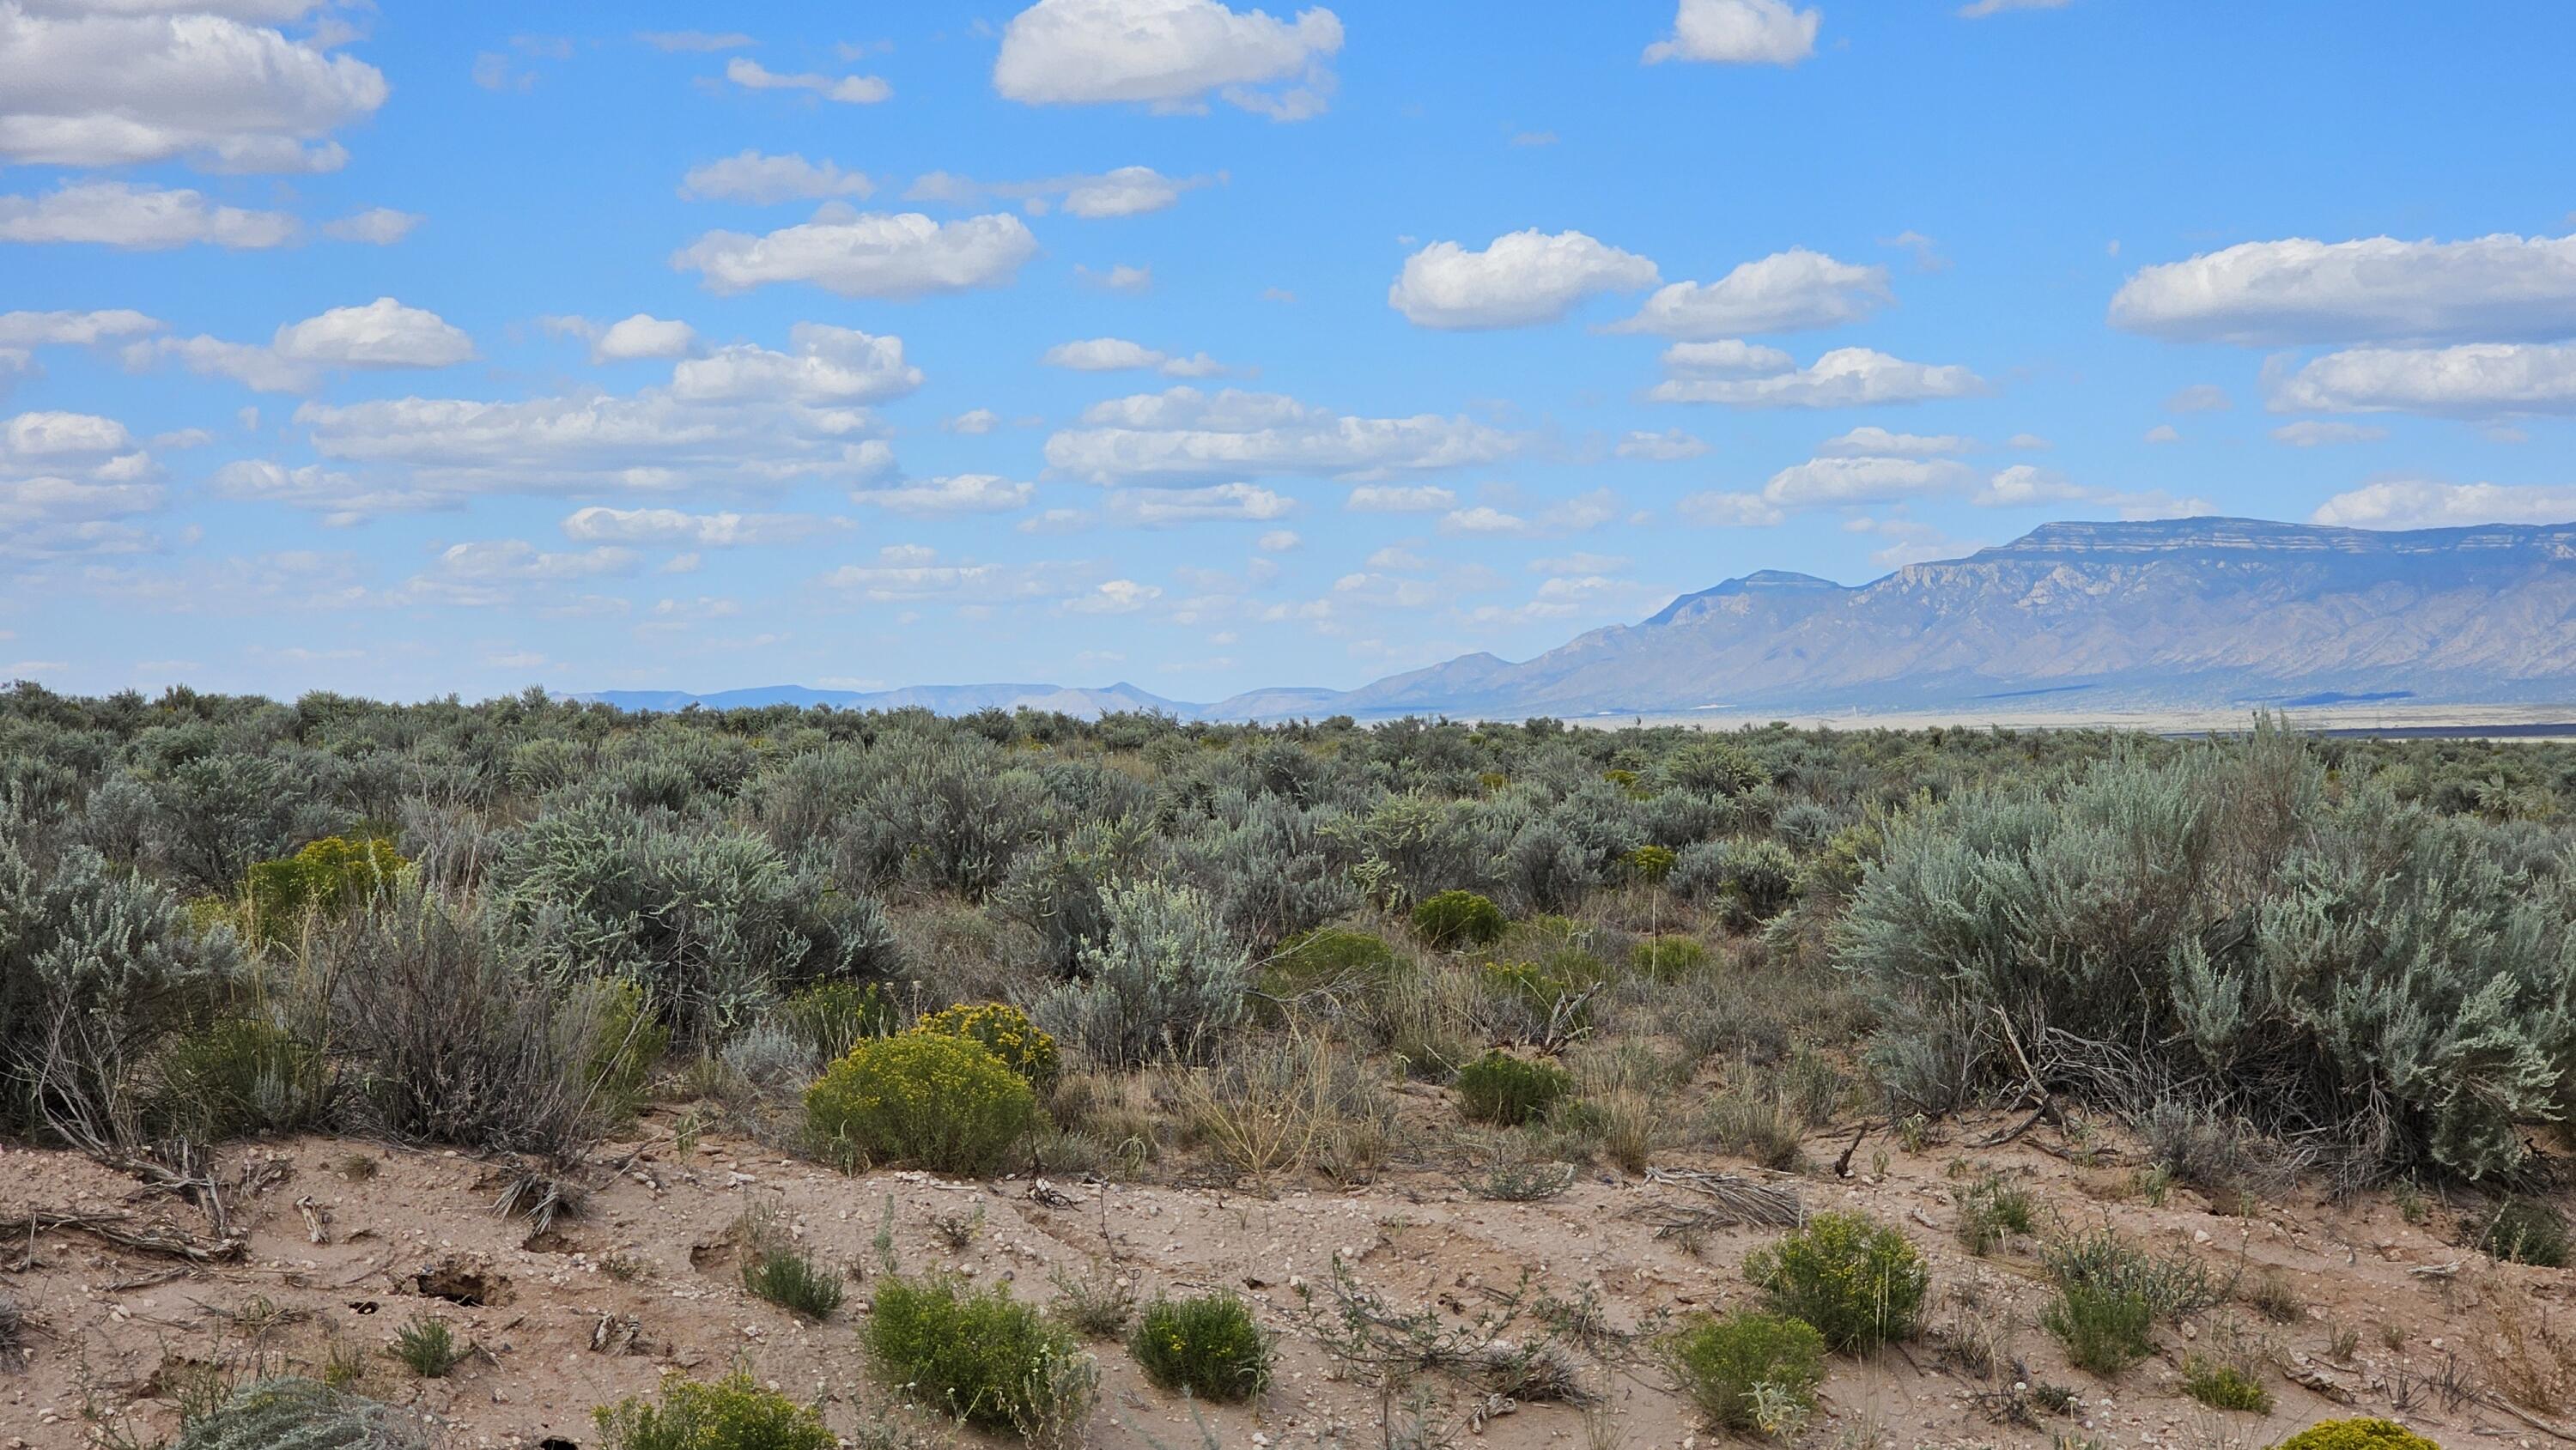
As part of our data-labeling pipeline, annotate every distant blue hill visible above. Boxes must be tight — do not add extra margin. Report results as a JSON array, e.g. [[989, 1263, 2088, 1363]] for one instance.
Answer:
[[574, 681, 1207, 719], [576, 517, 2576, 721]]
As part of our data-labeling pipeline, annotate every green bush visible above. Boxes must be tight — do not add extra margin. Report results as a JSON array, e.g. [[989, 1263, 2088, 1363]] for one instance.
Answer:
[[153, 1015, 328, 1140], [2044, 1284, 2155, 1375], [1670, 838, 1800, 928], [2038, 1226, 2227, 1320], [2476, 1196, 2569, 1266], [1954, 1173, 2035, 1254], [2275, 1420, 2442, 1450], [778, 980, 896, 1063], [1704, 1086, 1809, 1172], [1261, 927, 1400, 1001], [2183, 1356, 2273, 1412], [805, 1032, 1036, 1175], [1665, 1310, 1827, 1433], [1743, 1211, 1929, 1352], [585, 978, 666, 1126], [1411, 889, 1507, 949], [1662, 738, 1769, 797], [246, 836, 404, 943], [387, 1316, 468, 1378], [1625, 843, 1678, 883], [743, 1245, 844, 1320], [1629, 937, 1707, 979], [174, 1376, 430, 1450], [1480, 946, 1610, 1032], [1454, 1050, 1572, 1126], [593, 1371, 835, 1450], [1129, 1292, 1271, 1402], [912, 1001, 1060, 1093], [864, 1271, 1098, 1433]]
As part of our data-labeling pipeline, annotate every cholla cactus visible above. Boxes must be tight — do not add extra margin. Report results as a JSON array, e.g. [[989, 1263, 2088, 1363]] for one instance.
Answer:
[[174, 1377, 432, 1450]]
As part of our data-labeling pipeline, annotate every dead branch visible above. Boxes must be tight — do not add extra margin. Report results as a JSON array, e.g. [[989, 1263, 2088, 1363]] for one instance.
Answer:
[[10, 1208, 245, 1263], [1638, 1168, 1804, 1226]]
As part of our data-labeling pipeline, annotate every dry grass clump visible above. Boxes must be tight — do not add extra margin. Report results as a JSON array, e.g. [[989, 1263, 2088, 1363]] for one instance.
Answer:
[[1180, 1028, 1396, 1181]]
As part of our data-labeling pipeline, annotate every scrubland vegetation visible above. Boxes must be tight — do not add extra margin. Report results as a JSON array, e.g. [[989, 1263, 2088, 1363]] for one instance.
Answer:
[[4, 679, 2575, 1446]]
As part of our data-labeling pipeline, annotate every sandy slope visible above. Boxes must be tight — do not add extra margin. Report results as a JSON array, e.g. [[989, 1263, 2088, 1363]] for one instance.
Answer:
[[0, 1116, 2550, 1450]]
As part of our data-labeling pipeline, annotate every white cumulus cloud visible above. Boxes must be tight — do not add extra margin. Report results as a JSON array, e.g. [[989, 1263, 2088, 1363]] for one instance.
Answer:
[[724, 56, 889, 104], [1689, 453, 2203, 525], [0, 308, 160, 347], [855, 473, 1036, 516], [670, 324, 921, 404], [1043, 337, 1168, 371], [993, 0, 1343, 120], [0, 3, 385, 172], [131, 298, 475, 392], [0, 180, 297, 248], [1612, 248, 1892, 337], [1042, 337, 1232, 376], [2310, 478, 2576, 530], [245, 332, 910, 519], [1109, 482, 1294, 525], [1661, 339, 1795, 376], [911, 165, 1211, 219], [673, 206, 1038, 297], [1817, 426, 1971, 457], [681, 150, 875, 203], [1973, 463, 2210, 518], [562, 507, 832, 547], [1615, 428, 1708, 460], [2267, 342, 2576, 418], [1046, 386, 1516, 486], [1643, 0, 1820, 66], [321, 207, 422, 245], [1389, 228, 1661, 330], [1345, 483, 1457, 513], [1, 406, 165, 559], [592, 314, 698, 363], [2111, 232, 2576, 346], [1649, 346, 1985, 408]]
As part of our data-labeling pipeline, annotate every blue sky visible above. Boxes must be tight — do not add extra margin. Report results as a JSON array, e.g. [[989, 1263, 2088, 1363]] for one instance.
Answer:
[[5, 0, 2574, 704]]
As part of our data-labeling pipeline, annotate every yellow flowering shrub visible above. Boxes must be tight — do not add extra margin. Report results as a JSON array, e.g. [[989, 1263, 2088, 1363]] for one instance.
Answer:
[[805, 1031, 1035, 1175], [2277, 1422, 2442, 1450], [246, 835, 405, 943], [592, 1370, 834, 1450], [1128, 1292, 1271, 1402], [865, 1272, 1097, 1433], [1744, 1211, 1929, 1352], [911, 1002, 1059, 1093]]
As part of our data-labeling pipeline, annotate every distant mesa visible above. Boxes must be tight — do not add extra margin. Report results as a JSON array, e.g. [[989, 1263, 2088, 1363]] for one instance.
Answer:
[[578, 517, 2576, 721]]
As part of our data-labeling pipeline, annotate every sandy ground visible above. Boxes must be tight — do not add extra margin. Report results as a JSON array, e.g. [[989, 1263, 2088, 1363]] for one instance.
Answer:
[[0, 1114, 2557, 1450]]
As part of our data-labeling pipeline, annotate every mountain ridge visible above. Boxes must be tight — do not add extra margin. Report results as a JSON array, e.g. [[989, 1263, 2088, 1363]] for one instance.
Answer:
[[574, 517, 2576, 720]]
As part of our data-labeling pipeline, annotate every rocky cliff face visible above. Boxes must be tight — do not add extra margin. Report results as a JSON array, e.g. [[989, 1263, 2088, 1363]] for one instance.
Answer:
[[1289, 518, 2576, 717]]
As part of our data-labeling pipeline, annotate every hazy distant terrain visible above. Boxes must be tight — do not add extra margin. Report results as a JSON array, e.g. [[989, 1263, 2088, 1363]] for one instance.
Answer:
[[593, 518, 2576, 721]]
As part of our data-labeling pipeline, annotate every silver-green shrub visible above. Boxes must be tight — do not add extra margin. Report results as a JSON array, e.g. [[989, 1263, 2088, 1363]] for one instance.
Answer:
[[829, 731, 1059, 898], [1, 798, 239, 1138], [1841, 727, 2576, 1181], [174, 1376, 431, 1450], [1038, 879, 1249, 1065], [492, 798, 897, 1035]]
